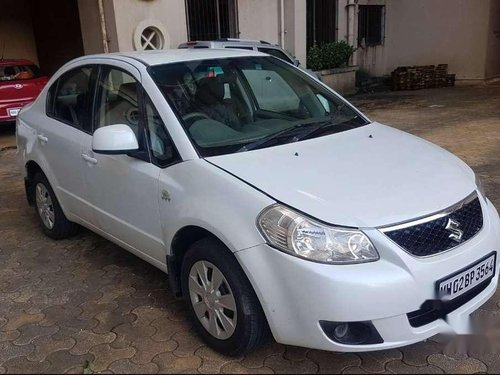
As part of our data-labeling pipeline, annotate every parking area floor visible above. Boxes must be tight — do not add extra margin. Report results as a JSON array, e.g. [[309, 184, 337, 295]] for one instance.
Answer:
[[1, 85, 499, 374]]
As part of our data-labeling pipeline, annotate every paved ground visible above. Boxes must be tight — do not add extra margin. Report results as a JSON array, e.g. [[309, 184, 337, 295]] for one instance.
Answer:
[[0, 85, 499, 374]]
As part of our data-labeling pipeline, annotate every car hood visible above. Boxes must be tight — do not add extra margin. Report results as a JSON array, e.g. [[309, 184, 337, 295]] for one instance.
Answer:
[[207, 122, 476, 228]]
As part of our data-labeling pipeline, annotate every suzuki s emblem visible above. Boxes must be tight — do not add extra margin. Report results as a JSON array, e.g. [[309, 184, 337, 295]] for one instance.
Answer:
[[14, 84, 23, 89], [445, 218, 463, 242]]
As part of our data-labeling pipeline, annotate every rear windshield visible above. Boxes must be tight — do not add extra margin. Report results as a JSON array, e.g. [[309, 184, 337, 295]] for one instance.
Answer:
[[0, 65, 42, 81]]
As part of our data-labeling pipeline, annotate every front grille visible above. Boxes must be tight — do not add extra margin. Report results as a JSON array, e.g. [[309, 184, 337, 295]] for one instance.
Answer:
[[382, 193, 483, 257]]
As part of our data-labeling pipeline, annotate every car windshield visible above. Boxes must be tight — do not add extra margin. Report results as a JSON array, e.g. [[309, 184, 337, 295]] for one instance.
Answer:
[[0, 64, 41, 81], [150, 56, 368, 156]]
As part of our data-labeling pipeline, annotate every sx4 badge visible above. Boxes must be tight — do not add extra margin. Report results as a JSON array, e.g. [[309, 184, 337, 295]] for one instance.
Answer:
[[446, 218, 463, 242]]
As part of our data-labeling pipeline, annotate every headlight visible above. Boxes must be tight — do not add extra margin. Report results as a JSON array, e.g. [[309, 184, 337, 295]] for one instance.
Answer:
[[257, 204, 379, 264], [475, 174, 487, 199]]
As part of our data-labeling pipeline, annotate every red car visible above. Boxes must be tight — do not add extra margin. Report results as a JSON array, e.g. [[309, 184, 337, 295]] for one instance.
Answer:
[[0, 59, 49, 123]]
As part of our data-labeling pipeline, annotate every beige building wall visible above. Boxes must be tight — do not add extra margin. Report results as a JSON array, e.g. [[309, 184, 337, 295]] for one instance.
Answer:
[[485, 0, 500, 79], [283, 0, 307, 65], [7, 0, 490, 82], [357, 0, 491, 80], [111, 0, 188, 51], [78, 0, 120, 54], [237, 0, 280, 44], [0, 0, 38, 64]]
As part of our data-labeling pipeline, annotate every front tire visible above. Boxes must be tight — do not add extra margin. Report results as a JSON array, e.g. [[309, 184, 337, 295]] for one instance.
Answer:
[[181, 238, 269, 356], [32, 172, 78, 239]]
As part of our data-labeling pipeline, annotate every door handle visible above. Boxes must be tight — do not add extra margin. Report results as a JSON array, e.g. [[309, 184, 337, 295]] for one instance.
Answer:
[[37, 134, 48, 143], [81, 153, 98, 165]]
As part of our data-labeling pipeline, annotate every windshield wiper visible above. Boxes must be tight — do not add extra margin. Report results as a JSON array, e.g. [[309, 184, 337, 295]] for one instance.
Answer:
[[236, 103, 357, 153], [236, 122, 318, 152], [287, 102, 361, 142], [291, 115, 360, 142]]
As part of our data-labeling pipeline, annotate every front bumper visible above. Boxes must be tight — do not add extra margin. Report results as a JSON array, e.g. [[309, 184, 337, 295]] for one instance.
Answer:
[[236, 196, 500, 352]]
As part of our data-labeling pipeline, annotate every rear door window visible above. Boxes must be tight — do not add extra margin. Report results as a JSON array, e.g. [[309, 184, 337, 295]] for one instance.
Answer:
[[49, 65, 96, 132]]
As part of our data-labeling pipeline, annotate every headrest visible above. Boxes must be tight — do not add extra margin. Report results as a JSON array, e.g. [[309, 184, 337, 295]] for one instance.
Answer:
[[195, 77, 224, 105], [217, 73, 236, 84], [118, 82, 138, 104]]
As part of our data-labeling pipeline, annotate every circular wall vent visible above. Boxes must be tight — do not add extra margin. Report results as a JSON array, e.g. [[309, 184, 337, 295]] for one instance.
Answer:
[[140, 26, 163, 50], [133, 20, 170, 51]]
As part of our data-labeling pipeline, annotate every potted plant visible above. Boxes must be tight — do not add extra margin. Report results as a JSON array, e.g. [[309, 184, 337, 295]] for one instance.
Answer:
[[307, 41, 358, 95]]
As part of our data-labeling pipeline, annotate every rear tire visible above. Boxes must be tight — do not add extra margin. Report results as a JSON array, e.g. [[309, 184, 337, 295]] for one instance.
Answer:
[[32, 172, 78, 239], [181, 237, 269, 356]]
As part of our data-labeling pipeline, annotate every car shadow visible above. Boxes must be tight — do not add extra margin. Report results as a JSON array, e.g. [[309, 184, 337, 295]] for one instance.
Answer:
[[0, 121, 16, 150]]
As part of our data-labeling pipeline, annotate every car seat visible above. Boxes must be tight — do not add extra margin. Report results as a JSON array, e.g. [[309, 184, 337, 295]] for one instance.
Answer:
[[194, 77, 242, 130]]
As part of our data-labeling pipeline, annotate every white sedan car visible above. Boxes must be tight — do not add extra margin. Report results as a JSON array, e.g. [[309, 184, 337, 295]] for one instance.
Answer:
[[16, 49, 500, 355]]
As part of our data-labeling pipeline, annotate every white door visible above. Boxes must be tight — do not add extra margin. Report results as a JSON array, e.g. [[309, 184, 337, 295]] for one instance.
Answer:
[[38, 65, 96, 223], [81, 64, 173, 263]]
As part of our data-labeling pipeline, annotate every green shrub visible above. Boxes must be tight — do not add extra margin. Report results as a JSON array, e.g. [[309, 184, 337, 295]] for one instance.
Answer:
[[307, 41, 355, 71]]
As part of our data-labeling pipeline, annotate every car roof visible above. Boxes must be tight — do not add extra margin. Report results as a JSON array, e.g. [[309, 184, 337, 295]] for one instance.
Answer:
[[0, 59, 36, 66], [78, 49, 266, 67]]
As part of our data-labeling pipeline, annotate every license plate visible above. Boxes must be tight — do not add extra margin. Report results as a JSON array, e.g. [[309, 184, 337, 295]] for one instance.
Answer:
[[8, 108, 20, 117], [438, 253, 496, 300]]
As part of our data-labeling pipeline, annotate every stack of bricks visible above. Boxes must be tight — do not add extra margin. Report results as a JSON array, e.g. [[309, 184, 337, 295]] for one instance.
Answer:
[[391, 64, 456, 91], [435, 64, 448, 88]]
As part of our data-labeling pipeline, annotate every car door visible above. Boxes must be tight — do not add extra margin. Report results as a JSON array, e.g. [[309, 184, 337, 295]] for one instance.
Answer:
[[37, 65, 97, 223], [81, 63, 175, 264]]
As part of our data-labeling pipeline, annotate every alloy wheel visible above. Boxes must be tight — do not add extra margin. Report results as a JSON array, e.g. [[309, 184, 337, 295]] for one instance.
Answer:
[[188, 260, 237, 340], [35, 183, 55, 230]]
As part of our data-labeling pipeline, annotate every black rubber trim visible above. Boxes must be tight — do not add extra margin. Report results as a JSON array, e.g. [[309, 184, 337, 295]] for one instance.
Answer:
[[24, 178, 34, 206], [92, 148, 139, 155], [408, 277, 494, 328], [166, 254, 183, 299]]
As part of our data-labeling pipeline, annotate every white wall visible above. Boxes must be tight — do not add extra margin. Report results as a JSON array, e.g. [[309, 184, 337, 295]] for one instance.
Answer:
[[78, 0, 120, 54], [357, 0, 491, 80], [85, 0, 497, 82], [111, 0, 188, 51], [486, 0, 500, 79], [292, 0, 307, 65], [283, 0, 307, 66], [237, 0, 280, 44]]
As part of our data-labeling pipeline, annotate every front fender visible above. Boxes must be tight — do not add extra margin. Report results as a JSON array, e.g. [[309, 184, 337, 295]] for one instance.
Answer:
[[158, 159, 274, 255]]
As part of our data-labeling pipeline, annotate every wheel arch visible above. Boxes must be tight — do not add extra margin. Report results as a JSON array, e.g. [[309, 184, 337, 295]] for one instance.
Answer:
[[24, 160, 45, 206], [167, 225, 234, 298], [24, 160, 66, 218]]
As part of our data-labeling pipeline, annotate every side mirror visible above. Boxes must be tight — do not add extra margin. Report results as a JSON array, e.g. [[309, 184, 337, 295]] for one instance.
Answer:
[[92, 124, 139, 155], [294, 58, 300, 67]]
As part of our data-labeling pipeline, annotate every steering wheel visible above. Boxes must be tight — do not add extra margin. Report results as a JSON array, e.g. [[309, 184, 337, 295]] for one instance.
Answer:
[[182, 112, 211, 123]]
